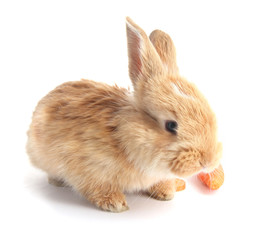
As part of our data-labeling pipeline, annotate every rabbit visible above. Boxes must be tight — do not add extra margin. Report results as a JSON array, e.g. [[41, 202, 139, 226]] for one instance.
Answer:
[[26, 17, 222, 212]]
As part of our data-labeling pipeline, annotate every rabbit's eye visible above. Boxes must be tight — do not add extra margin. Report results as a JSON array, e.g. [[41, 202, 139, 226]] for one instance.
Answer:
[[165, 120, 178, 134]]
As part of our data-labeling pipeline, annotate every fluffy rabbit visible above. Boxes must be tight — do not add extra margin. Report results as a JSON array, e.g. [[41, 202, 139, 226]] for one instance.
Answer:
[[27, 17, 222, 212]]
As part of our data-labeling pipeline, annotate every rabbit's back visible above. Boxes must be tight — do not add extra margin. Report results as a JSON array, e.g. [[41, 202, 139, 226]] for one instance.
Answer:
[[26, 79, 131, 181]]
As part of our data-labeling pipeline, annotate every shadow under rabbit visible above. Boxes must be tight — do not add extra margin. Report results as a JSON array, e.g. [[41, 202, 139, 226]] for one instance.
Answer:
[[24, 171, 178, 216], [24, 172, 97, 212]]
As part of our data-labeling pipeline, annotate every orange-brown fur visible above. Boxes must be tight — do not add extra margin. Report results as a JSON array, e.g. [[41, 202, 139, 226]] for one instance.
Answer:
[[27, 17, 221, 212], [148, 179, 176, 200]]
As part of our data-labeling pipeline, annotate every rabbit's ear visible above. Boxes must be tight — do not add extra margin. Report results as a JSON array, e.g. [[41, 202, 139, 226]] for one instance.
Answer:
[[126, 17, 165, 88], [149, 30, 179, 77]]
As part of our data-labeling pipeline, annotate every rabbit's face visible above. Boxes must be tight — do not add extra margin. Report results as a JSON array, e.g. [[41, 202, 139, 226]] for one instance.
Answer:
[[138, 75, 222, 178], [167, 80, 222, 177], [126, 18, 222, 178]]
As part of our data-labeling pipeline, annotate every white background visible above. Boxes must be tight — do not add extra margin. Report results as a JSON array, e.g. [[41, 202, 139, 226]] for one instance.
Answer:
[[1, 0, 255, 239]]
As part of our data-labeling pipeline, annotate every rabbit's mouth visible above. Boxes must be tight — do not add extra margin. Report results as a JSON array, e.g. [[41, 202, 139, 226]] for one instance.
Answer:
[[169, 153, 203, 178]]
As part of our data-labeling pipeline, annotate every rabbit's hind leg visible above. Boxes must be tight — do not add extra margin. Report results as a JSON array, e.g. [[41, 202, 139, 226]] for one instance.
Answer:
[[79, 183, 129, 212]]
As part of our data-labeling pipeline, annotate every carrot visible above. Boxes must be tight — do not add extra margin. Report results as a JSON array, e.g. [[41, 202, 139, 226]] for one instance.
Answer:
[[197, 164, 224, 190], [175, 178, 186, 192]]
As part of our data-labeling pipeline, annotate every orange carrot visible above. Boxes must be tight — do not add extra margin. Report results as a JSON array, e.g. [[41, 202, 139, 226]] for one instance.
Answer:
[[175, 178, 186, 192], [197, 164, 224, 190]]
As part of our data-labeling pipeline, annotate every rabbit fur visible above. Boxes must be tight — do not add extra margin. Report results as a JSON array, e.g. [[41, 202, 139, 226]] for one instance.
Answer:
[[26, 17, 222, 212]]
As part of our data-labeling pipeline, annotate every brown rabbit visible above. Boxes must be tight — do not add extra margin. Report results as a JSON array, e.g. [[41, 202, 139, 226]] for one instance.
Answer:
[[26, 17, 222, 212]]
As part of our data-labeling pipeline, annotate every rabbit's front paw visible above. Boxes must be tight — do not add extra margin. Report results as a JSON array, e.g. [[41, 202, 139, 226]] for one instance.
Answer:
[[147, 180, 175, 201]]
